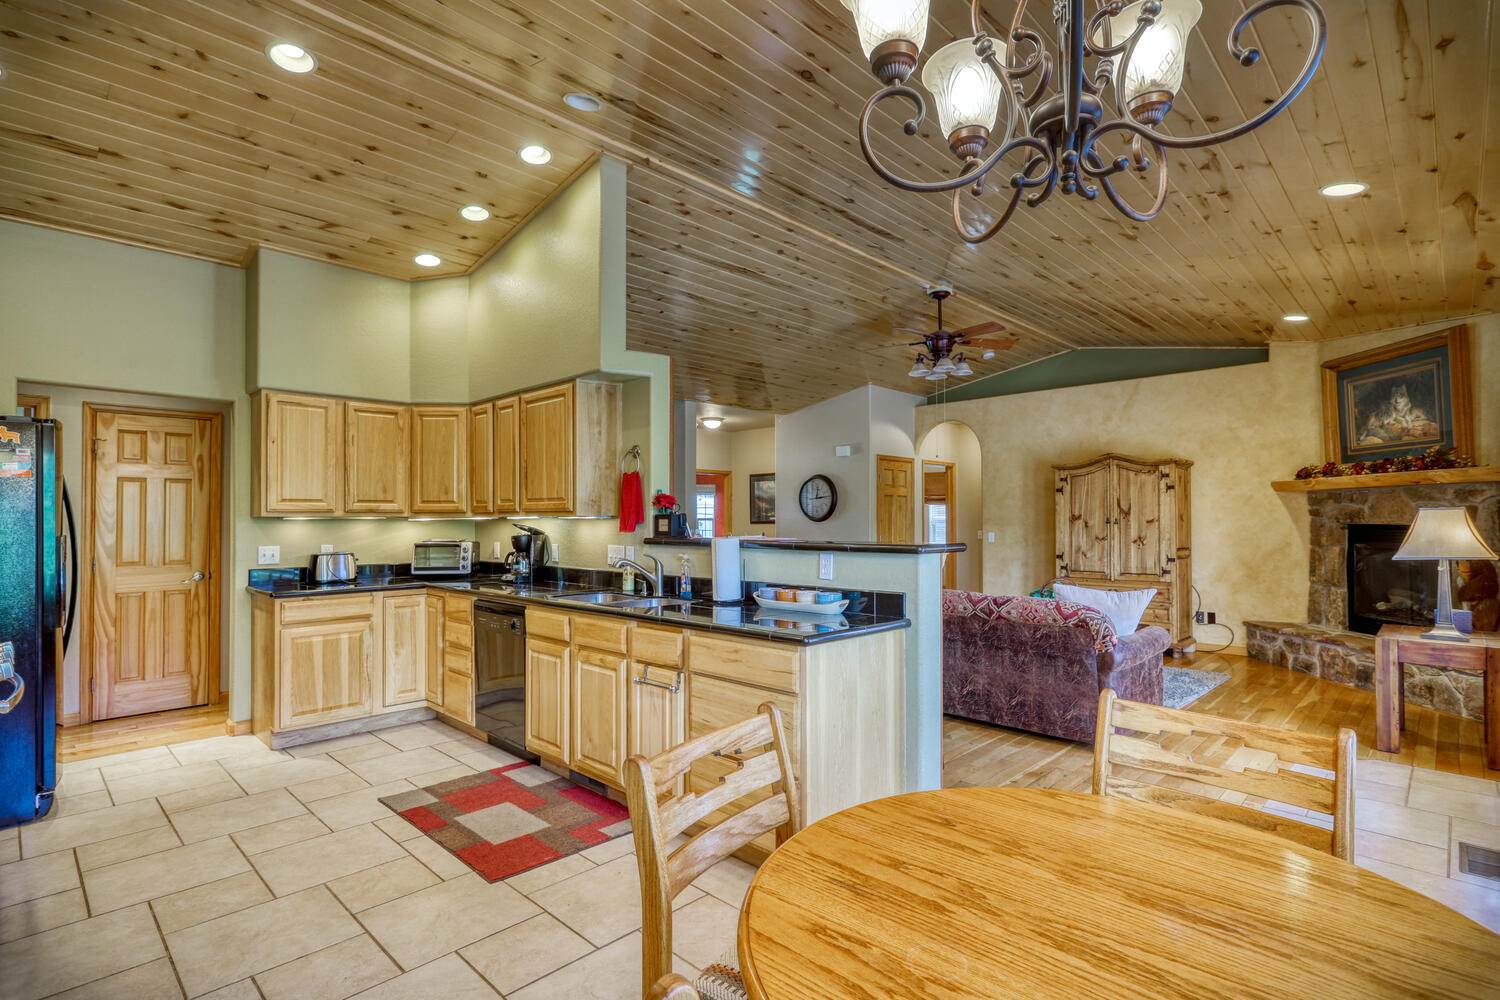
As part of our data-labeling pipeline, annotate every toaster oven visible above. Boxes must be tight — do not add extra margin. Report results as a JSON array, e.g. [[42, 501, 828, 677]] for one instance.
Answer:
[[412, 539, 474, 575]]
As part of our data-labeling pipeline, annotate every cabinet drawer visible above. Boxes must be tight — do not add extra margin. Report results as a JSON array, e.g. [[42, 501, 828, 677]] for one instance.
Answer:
[[631, 625, 683, 666], [443, 595, 473, 625], [278, 595, 375, 626], [688, 673, 798, 768], [527, 609, 571, 643], [444, 619, 472, 651], [443, 643, 473, 677], [688, 633, 800, 695], [571, 613, 629, 653]]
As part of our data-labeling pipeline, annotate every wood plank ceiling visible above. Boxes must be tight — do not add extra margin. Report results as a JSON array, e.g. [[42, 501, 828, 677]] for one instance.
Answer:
[[0, 0, 1495, 411]]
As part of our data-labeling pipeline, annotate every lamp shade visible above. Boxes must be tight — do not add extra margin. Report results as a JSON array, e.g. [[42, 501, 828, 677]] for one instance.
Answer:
[[920, 36, 1006, 139], [1392, 507, 1498, 561], [1099, 0, 1202, 107], [842, 0, 930, 60]]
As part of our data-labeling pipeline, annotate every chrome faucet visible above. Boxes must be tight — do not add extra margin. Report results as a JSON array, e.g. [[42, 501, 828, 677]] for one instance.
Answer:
[[610, 553, 663, 596]]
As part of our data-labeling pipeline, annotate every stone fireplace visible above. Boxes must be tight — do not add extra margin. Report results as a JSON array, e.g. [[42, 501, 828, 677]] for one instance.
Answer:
[[1248, 481, 1500, 719]]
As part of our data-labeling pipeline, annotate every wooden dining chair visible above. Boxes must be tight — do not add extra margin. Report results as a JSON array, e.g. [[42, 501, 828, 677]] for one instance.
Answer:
[[622, 702, 801, 1000], [1092, 688, 1357, 858], [648, 974, 700, 1000]]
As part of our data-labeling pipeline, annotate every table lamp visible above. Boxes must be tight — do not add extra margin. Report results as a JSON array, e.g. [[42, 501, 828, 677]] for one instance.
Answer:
[[1392, 506, 1498, 642]]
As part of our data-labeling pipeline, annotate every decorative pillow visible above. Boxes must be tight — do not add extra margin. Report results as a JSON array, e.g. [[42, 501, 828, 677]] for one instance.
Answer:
[[1052, 582, 1157, 635], [942, 590, 1118, 651]]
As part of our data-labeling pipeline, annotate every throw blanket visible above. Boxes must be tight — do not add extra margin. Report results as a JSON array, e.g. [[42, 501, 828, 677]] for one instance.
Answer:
[[942, 590, 1119, 651]]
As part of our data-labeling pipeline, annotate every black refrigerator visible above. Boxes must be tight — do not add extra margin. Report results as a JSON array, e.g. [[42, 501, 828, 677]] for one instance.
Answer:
[[0, 417, 61, 829]]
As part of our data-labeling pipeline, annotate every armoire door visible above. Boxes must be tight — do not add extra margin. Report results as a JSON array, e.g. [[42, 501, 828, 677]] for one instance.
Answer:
[[1057, 464, 1111, 579], [1112, 461, 1167, 583]]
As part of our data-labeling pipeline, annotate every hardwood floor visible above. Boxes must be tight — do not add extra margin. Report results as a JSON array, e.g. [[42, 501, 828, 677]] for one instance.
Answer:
[[943, 650, 1500, 789], [57, 703, 230, 763]]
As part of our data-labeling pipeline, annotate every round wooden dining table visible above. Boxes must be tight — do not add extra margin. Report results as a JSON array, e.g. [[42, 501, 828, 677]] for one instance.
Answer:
[[737, 788, 1500, 999]]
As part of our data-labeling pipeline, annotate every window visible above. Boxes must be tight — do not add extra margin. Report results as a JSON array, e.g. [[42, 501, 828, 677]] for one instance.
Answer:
[[925, 502, 948, 545], [695, 486, 717, 538]]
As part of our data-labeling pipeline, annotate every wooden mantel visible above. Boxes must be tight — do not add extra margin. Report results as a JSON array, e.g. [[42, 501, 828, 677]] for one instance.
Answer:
[[1271, 466, 1500, 493]]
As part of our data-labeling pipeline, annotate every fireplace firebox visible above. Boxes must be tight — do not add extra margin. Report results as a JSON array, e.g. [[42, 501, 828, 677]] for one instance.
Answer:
[[1345, 523, 1439, 635]]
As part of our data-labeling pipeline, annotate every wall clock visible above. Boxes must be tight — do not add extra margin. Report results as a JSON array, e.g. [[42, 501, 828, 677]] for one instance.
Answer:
[[798, 475, 838, 523]]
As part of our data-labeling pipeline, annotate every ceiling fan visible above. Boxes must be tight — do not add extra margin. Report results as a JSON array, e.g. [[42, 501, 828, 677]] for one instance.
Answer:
[[891, 285, 1016, 381]]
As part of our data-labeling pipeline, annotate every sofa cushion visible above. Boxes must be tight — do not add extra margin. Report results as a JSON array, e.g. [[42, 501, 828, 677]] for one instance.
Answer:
[[1053, 582, 1157, 635], [942, 590, 1118, 651]]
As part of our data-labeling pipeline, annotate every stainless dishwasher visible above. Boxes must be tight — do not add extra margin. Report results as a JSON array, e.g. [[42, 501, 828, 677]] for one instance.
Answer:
[[473, 600, 528, 758]]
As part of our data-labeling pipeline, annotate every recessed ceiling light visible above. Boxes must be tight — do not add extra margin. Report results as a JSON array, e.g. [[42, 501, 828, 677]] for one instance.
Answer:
[[1319, 181, 1368, 198], [266, 42, 317, 74], [0, 65, 7, 82], [1283, 313, 1310, 323], [519, 145, 552, 165], [413, 253, 442, 268], [700, 417, 723, 430], [460, 205, 490, 222], [563, 92, 601, 112]]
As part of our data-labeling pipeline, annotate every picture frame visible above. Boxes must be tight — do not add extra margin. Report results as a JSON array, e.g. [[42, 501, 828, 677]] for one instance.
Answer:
[[1320, 326, 1473, 464], [748, 473, 776, 524]]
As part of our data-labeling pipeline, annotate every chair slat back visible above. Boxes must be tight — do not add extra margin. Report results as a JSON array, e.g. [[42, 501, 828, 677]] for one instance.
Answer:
[[624, 702, 800, 996], [1092, 688, 1356, 859]]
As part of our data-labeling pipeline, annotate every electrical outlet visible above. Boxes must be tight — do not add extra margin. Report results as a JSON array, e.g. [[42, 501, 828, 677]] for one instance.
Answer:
[[986, 531, 995, 543], [320, 543, 335, 554], [818, 552, 834, 581], [1195, 610, 1207, 625], [257, 545, 280, 566], [607, 544, 624, 563], [492, 541, 505, 559], [625, 545, 636, 561]]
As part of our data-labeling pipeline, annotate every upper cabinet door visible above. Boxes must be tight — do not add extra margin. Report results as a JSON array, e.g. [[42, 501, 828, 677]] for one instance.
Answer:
[[344, 401, 409, 514], [256, 391, 340, 515], [1058, 463, 1111, 579], [469, 402, 495, 516], [1112, 461, 1166, 583], [493, 396, 520, 515], [411, 406, 469, 515], [519, 383, 575, 514]]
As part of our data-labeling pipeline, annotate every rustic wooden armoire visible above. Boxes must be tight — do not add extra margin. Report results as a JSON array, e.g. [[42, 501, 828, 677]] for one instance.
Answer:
[[1053, 454, 1194, 654]]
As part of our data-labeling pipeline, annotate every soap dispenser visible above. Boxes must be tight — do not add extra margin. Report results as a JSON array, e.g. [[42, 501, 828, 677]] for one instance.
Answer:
[[677, 555, 693, 601]]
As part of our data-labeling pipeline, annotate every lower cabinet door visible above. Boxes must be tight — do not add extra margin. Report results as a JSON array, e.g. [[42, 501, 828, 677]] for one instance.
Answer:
[[380, 594, 426, 709], [424, 594, 444, 707], [526, 637, 570, 763], [628, 661, 685, 794], [572, 647, 628, 787], [442, 644, 475, 726], [278, 619, 375, 731]]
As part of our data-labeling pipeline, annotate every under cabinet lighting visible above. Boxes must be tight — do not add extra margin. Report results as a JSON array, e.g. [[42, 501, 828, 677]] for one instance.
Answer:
[[1319, 181, 1368, 198], [1283, 313, 1309, 323], [519, 145, 552, 165], [564, 92, 602, 112], [460, 205, 490, 222], [266, 42, 317, 74], [414, 253, 442, 268]]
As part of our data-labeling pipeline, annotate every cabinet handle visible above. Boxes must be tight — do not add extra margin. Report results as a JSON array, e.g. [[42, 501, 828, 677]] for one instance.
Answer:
[[631, 670, 683, 695]]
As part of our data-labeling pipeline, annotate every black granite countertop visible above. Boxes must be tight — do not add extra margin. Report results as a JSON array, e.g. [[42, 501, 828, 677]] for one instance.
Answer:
[[643, 536, 966, 554], [246, 568, 908, 646]]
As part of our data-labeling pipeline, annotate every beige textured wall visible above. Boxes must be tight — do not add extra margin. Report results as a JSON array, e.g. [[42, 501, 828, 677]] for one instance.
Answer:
[[730, 426, 777, 536]]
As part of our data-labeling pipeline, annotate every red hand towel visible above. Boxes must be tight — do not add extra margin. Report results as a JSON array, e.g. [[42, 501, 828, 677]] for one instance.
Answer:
[[619, 470, 644, 532]]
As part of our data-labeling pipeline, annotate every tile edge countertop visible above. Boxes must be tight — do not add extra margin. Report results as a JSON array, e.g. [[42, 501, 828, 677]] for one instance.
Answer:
[[244, 573, 910, 647], [645, 536, 967, 554]]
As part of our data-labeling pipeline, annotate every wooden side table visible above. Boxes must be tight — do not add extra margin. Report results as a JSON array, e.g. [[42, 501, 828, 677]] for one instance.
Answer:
[[1375, 623, 1500, 769]]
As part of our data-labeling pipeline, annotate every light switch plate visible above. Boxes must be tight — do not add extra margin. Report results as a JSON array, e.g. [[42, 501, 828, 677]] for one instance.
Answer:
[[320, 544, 335, 553], [625, 545, 636, 561], [492, 541, 505, 559], [818, 552, 834, 580], [257, 545, 280, 566], [986, 531, 996, 543]]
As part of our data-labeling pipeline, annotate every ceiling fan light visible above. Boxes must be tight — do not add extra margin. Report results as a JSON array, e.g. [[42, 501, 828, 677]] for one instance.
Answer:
[[1100, 0, 1202, 121], [953, 358, 974, 377], [932, 355, 956, 374], [925, 370, 948, 381], [908, 357, 932, 378], [843, 0, 929, 81], [921, 37, 1005, 151]]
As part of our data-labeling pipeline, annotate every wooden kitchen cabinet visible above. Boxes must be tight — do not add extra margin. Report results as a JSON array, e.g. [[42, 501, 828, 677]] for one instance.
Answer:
[[439, 595, 475, 726], [468, 402, 494, 516], [628, 625, 686, 794], [411, 405, 468, 515], [525, 635, 570, 764], [271, 597, 377, 732], [517, 380, 620, 516], [345, 401, 409, 514], [493, 396, 519, 515], [253, 390, 340, 515], [423, 593, 444, 708], [380, 593, 425, 709], [571, 646, 628, 786]]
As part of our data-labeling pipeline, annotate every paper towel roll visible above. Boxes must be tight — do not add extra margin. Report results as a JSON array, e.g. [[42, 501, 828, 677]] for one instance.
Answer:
[[711, 536, 742, 603]]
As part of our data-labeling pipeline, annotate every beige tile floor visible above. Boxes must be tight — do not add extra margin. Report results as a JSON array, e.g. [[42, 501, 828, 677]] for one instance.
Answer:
[[6, 720, 1498, 999], [0, 722, 740, 1000]]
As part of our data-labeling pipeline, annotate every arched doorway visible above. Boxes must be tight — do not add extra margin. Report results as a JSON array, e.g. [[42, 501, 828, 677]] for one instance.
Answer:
[[916, 420, 983, 592]]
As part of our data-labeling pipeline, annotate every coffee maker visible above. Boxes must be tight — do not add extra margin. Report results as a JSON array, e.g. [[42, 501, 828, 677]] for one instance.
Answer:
[[505, 524, 551, 582]]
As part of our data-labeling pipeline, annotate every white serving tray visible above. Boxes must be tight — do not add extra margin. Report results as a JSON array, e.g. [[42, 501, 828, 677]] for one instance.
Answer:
[[752, 594, 849, 615]]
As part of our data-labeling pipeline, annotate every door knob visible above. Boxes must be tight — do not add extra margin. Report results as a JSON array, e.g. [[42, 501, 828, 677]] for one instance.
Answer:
[[180, 571, 205, 585], [0, 642, 23, 715]]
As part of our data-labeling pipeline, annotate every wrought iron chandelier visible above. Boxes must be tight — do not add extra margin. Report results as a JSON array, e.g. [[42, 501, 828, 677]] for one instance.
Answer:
[[841, 0, 1327, 242]]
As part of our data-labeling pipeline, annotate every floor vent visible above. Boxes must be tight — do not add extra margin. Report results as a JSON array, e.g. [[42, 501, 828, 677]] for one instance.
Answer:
[[1457, 842, 1500, 882]]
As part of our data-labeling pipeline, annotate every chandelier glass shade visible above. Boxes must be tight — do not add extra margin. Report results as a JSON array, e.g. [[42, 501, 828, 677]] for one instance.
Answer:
[[847, 0, 1326, 242]]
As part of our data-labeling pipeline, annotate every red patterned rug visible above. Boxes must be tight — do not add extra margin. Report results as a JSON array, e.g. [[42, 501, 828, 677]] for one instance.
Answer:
[[379, 761, 631, 882]]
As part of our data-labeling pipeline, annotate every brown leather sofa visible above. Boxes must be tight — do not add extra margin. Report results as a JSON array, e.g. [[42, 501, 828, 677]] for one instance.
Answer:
[[942, 591, 1171, 743]]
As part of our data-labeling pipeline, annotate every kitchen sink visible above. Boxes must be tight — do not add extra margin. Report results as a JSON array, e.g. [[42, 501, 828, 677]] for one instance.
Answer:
[[555, 591, 689, 611]]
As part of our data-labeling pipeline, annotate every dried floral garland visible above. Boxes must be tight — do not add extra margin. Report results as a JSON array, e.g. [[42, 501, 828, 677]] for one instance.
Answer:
[[1293, 446, 1475, 481]]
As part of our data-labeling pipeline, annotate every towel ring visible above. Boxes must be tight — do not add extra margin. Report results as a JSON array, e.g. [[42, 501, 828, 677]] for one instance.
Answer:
[[620, 444, 642, 473]]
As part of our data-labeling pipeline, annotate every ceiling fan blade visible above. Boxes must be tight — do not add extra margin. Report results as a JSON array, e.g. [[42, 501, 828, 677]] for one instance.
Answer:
[[954, 321, 1004, 337], [964, 337, 1018, 350]]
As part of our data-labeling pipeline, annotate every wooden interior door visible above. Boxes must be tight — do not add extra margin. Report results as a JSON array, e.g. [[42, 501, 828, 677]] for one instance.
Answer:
[[89, 408, 220, 721], [876, 455, 916, 544], [519, 383, 575, 513], [1058, 463, 1111, 580], [1113, 461, 1165, 583]]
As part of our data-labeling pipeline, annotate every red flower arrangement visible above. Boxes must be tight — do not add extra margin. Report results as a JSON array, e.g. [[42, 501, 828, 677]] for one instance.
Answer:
[[1293, 446, 1474, 481], [651, 491, 681, 512]]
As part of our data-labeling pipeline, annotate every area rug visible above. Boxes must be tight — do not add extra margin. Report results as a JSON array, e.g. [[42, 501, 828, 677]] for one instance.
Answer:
[[1163, 666, 1231, 710], [379, 761, 631, 882]]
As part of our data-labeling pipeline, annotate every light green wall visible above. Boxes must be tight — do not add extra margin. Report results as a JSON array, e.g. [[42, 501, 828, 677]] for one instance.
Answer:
[[250, 249, 413, 402], [410, 277, 471, 402]]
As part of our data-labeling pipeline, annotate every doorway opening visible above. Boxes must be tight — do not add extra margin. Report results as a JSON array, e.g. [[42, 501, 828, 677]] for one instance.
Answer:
[[695, 470, 731, 537], [923, 460, 957, 589], [917, 420, 983, 592]]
